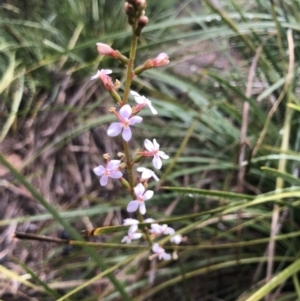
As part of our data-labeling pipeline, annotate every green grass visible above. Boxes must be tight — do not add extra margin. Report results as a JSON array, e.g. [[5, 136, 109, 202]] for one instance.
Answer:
[[1, 0, 300, 300]]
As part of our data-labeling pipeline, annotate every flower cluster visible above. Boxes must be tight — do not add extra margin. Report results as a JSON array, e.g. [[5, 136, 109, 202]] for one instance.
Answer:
[[121, 218, 183, 260], [91, 3, 184, 262]]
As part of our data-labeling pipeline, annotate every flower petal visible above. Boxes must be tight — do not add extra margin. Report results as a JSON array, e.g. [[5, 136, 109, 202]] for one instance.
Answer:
[[130, 90, 140, 97], [127, 201, 139, 212], [134, 183, 145, 196], [107, 122, 122, 137], [90, 71, 100, 80], [132, 233, 142, 240], [148, 103, 158, 114], [143, 190, 154, 200], [119, 104, 132, 119], [101, 69, 112, 75], [100, 175, 108, 186], [153, 139, 160, 149], [123, 218, 139, 226], [158, 151, 169, 159], [139, 202, 146, 214], [109, 170, 123, 179], [93, 165, 105, 176], [144, 139, 154, 151], [170, 234, 183, 244], [107, 160, 121, 170], [128, 224, 138, 233], [129, 116, 143, 125], [152, 243, 160, 253], [121, 236, 130, 243], [122, 127, 132, 141], [162, 253, 171, 260], [153, 155, 162, 169]]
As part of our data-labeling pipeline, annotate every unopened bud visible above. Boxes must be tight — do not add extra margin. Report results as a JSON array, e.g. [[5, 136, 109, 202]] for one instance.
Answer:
[[124, 2, 135, 17], [120, 177, 131, 190], [138, 15, 148, 28], [150, 53, 169, 67], [135, 0, 147, 10], [96, 43, 117, 57], [135, 15, 149, 36]]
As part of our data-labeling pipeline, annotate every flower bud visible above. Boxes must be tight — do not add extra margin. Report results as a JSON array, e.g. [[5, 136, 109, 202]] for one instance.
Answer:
[[135, 15, 148, 36], [138, 15, 148, 28], [135, 0, 147, 10], [150, 53, 169, 67], [96, 43, 117, 57]]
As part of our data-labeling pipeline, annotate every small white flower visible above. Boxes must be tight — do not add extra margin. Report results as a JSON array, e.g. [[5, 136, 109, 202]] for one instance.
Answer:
[[93, 160, 122, 186], [107, 105, 143, 142], [144, 218, 156, 223], [150, 224, 174, 235], [130, 91, 158, 114], [143, 139, 169, 169], [90, 69, 112, 81], [127, 183, 154, 215], [170, 234, 183, 245], [121, 225, 142, 244], [123, 218, 139, 226], [137, 167, 159, 181], [152, 243, 171, 260]]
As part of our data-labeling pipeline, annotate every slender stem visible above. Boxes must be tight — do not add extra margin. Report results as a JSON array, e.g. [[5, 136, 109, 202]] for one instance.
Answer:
[[123, 26, 138, 104], [122, 26, 138, 195], [123, 140, 135, 195]]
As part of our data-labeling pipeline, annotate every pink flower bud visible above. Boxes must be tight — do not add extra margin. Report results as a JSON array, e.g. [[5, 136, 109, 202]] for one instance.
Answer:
[[96, 43, 117, 57], [150, 53, 169, 67]]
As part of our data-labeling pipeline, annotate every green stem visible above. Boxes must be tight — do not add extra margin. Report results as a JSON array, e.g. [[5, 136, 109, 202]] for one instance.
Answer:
[[122, 25, 139, 195], [123, 139, 135, 195], [123, 26, 138, 104]]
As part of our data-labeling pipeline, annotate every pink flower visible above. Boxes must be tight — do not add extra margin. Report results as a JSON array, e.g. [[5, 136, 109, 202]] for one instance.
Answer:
[[96, 43, 117, 57], [127, 183, 154, 215], [149, 224, 175, 235], [170, 234, 183, 245], [152, 243, 171, 260], [137, 167, 159, 181], [107, 105, 143, 141], [141, 139, 169, 169], [150, 53, 169, 67], [130, 91, 157, 114], [90, 69, 114, 91], [121, 224, 142, 244], [93, 160, 123, 186]]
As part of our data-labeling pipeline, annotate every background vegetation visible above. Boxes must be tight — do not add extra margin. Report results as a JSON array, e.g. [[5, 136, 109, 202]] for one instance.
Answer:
[[1, 0, 300, 300]]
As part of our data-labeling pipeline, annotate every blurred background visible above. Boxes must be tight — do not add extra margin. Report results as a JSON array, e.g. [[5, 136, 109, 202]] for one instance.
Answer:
[[1, 0, 300, 300]]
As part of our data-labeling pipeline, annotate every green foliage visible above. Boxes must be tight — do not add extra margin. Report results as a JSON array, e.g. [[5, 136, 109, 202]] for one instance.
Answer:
[[1, 0, 300, 301]]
